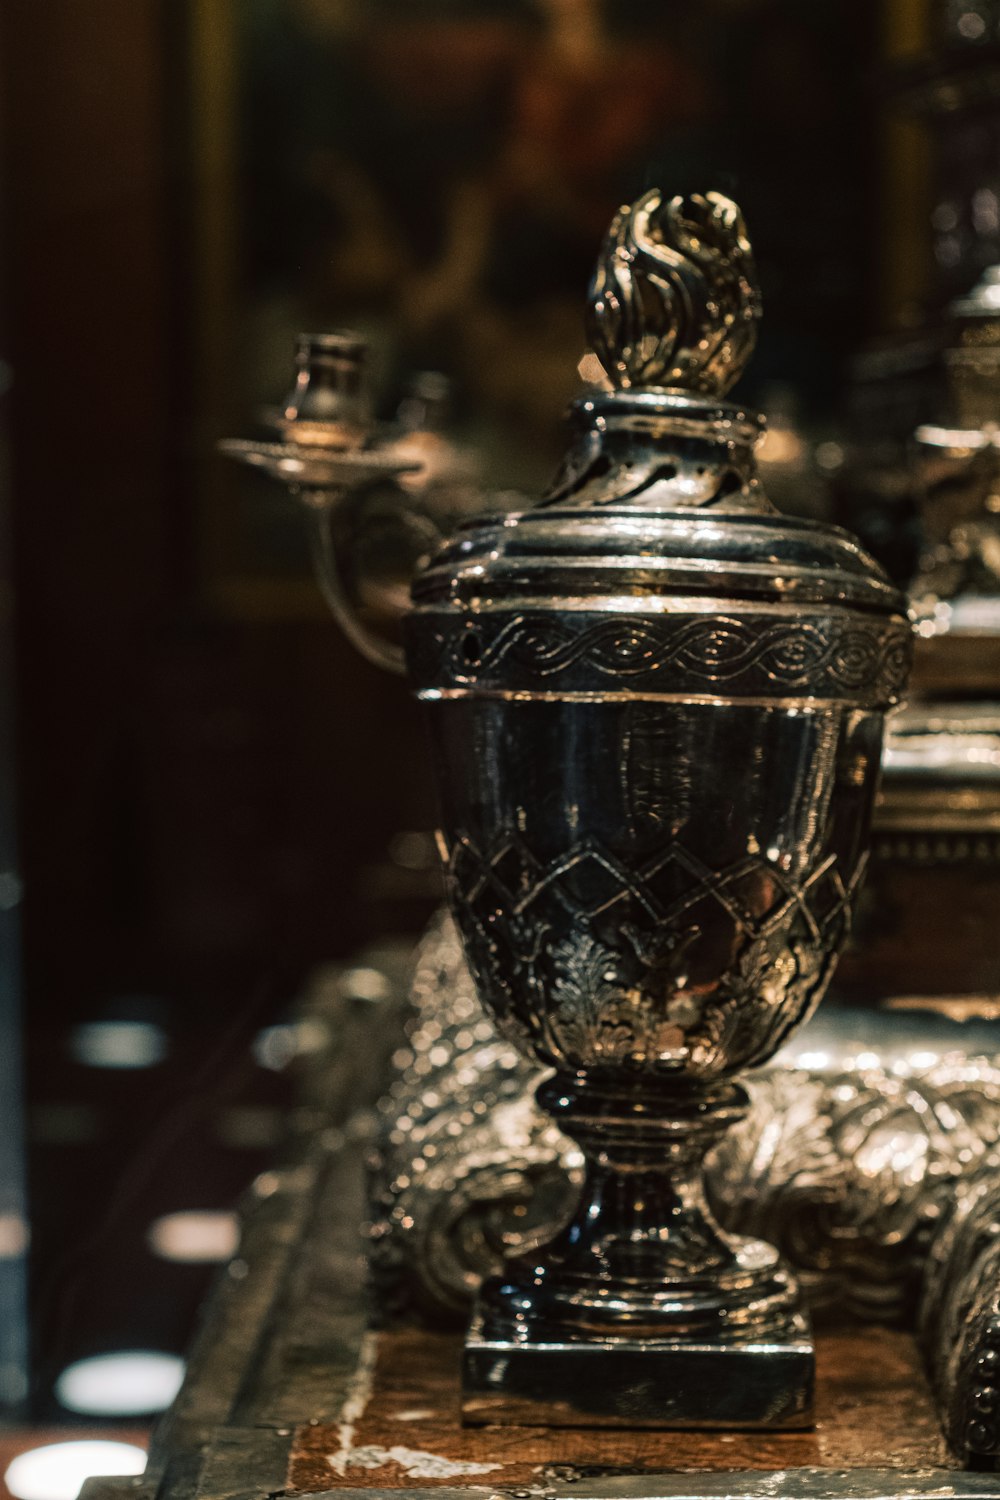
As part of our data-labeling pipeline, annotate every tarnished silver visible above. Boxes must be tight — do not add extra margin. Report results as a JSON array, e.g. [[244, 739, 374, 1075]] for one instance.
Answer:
[[401, 189, 912, 1427], [369, 914, 1000, 1331]]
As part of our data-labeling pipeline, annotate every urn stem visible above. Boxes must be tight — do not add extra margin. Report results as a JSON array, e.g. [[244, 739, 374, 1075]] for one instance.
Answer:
[[474, 1072, 802, 1346], [464, 1070, 814, 1427], [537, 1074, 746, 1291]]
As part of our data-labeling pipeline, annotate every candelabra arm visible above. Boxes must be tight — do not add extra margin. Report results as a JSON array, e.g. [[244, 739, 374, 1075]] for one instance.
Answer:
[[221, 332, 426, 676], [303, 496, 407, 675]]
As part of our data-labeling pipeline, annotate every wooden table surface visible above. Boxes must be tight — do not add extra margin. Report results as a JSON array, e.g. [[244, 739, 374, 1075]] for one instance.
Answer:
[[79, 968, 997, 1500], [288, 1324, 952, 1493]]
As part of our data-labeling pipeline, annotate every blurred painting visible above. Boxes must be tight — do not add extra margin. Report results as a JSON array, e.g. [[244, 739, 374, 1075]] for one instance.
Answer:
[[197, 0, 875, 599]]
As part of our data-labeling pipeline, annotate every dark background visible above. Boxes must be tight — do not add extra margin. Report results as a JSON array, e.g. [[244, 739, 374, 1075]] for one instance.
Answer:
[[0, 0, 986, 1426]]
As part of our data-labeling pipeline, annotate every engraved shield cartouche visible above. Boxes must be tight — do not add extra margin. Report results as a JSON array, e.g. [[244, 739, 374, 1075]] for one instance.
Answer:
[[406, 188, 912, 1428]]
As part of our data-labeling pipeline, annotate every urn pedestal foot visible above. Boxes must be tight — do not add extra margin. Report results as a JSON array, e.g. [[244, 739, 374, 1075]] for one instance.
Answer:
[[460, 1076, 814, 1429], [462, 1327, 814, 1429]]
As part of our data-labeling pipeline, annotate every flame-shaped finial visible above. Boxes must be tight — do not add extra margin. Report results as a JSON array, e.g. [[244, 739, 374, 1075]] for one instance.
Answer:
[[586, 189, 761, 396]]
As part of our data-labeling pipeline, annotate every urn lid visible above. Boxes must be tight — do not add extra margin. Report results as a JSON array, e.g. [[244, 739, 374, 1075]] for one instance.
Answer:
[[409, 190, 910, 706]]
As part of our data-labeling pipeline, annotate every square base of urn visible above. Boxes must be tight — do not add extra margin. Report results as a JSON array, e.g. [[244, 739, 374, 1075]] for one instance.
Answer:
[[461, 1325, 815, 1429]]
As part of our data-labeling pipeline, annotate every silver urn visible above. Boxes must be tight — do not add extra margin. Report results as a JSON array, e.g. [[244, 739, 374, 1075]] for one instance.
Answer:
[[225, 187, 913, 1430], [404, 190, 912, 1427]]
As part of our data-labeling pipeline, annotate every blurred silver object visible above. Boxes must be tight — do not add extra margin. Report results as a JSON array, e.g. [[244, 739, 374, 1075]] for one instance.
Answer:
[[221, 332, 422, 671], [911, 266, 1000, 678], [223, 340, 514, 673], [841, 264, 1000, 1006], [851, 700, 1000, 1004]]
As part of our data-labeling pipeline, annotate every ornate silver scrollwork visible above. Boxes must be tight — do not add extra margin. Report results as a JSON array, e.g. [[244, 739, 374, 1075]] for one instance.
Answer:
[[918, 1158, 1000, 1467], [366, 913, 578, 1323], [715, 1059, 1000, 1325], [432, 612, 912, 704], [369, 915, 1000, 1337]]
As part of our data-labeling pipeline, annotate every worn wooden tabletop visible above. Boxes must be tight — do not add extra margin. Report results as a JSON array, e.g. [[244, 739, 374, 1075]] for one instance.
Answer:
[[288, 1323, 951, 1492]]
